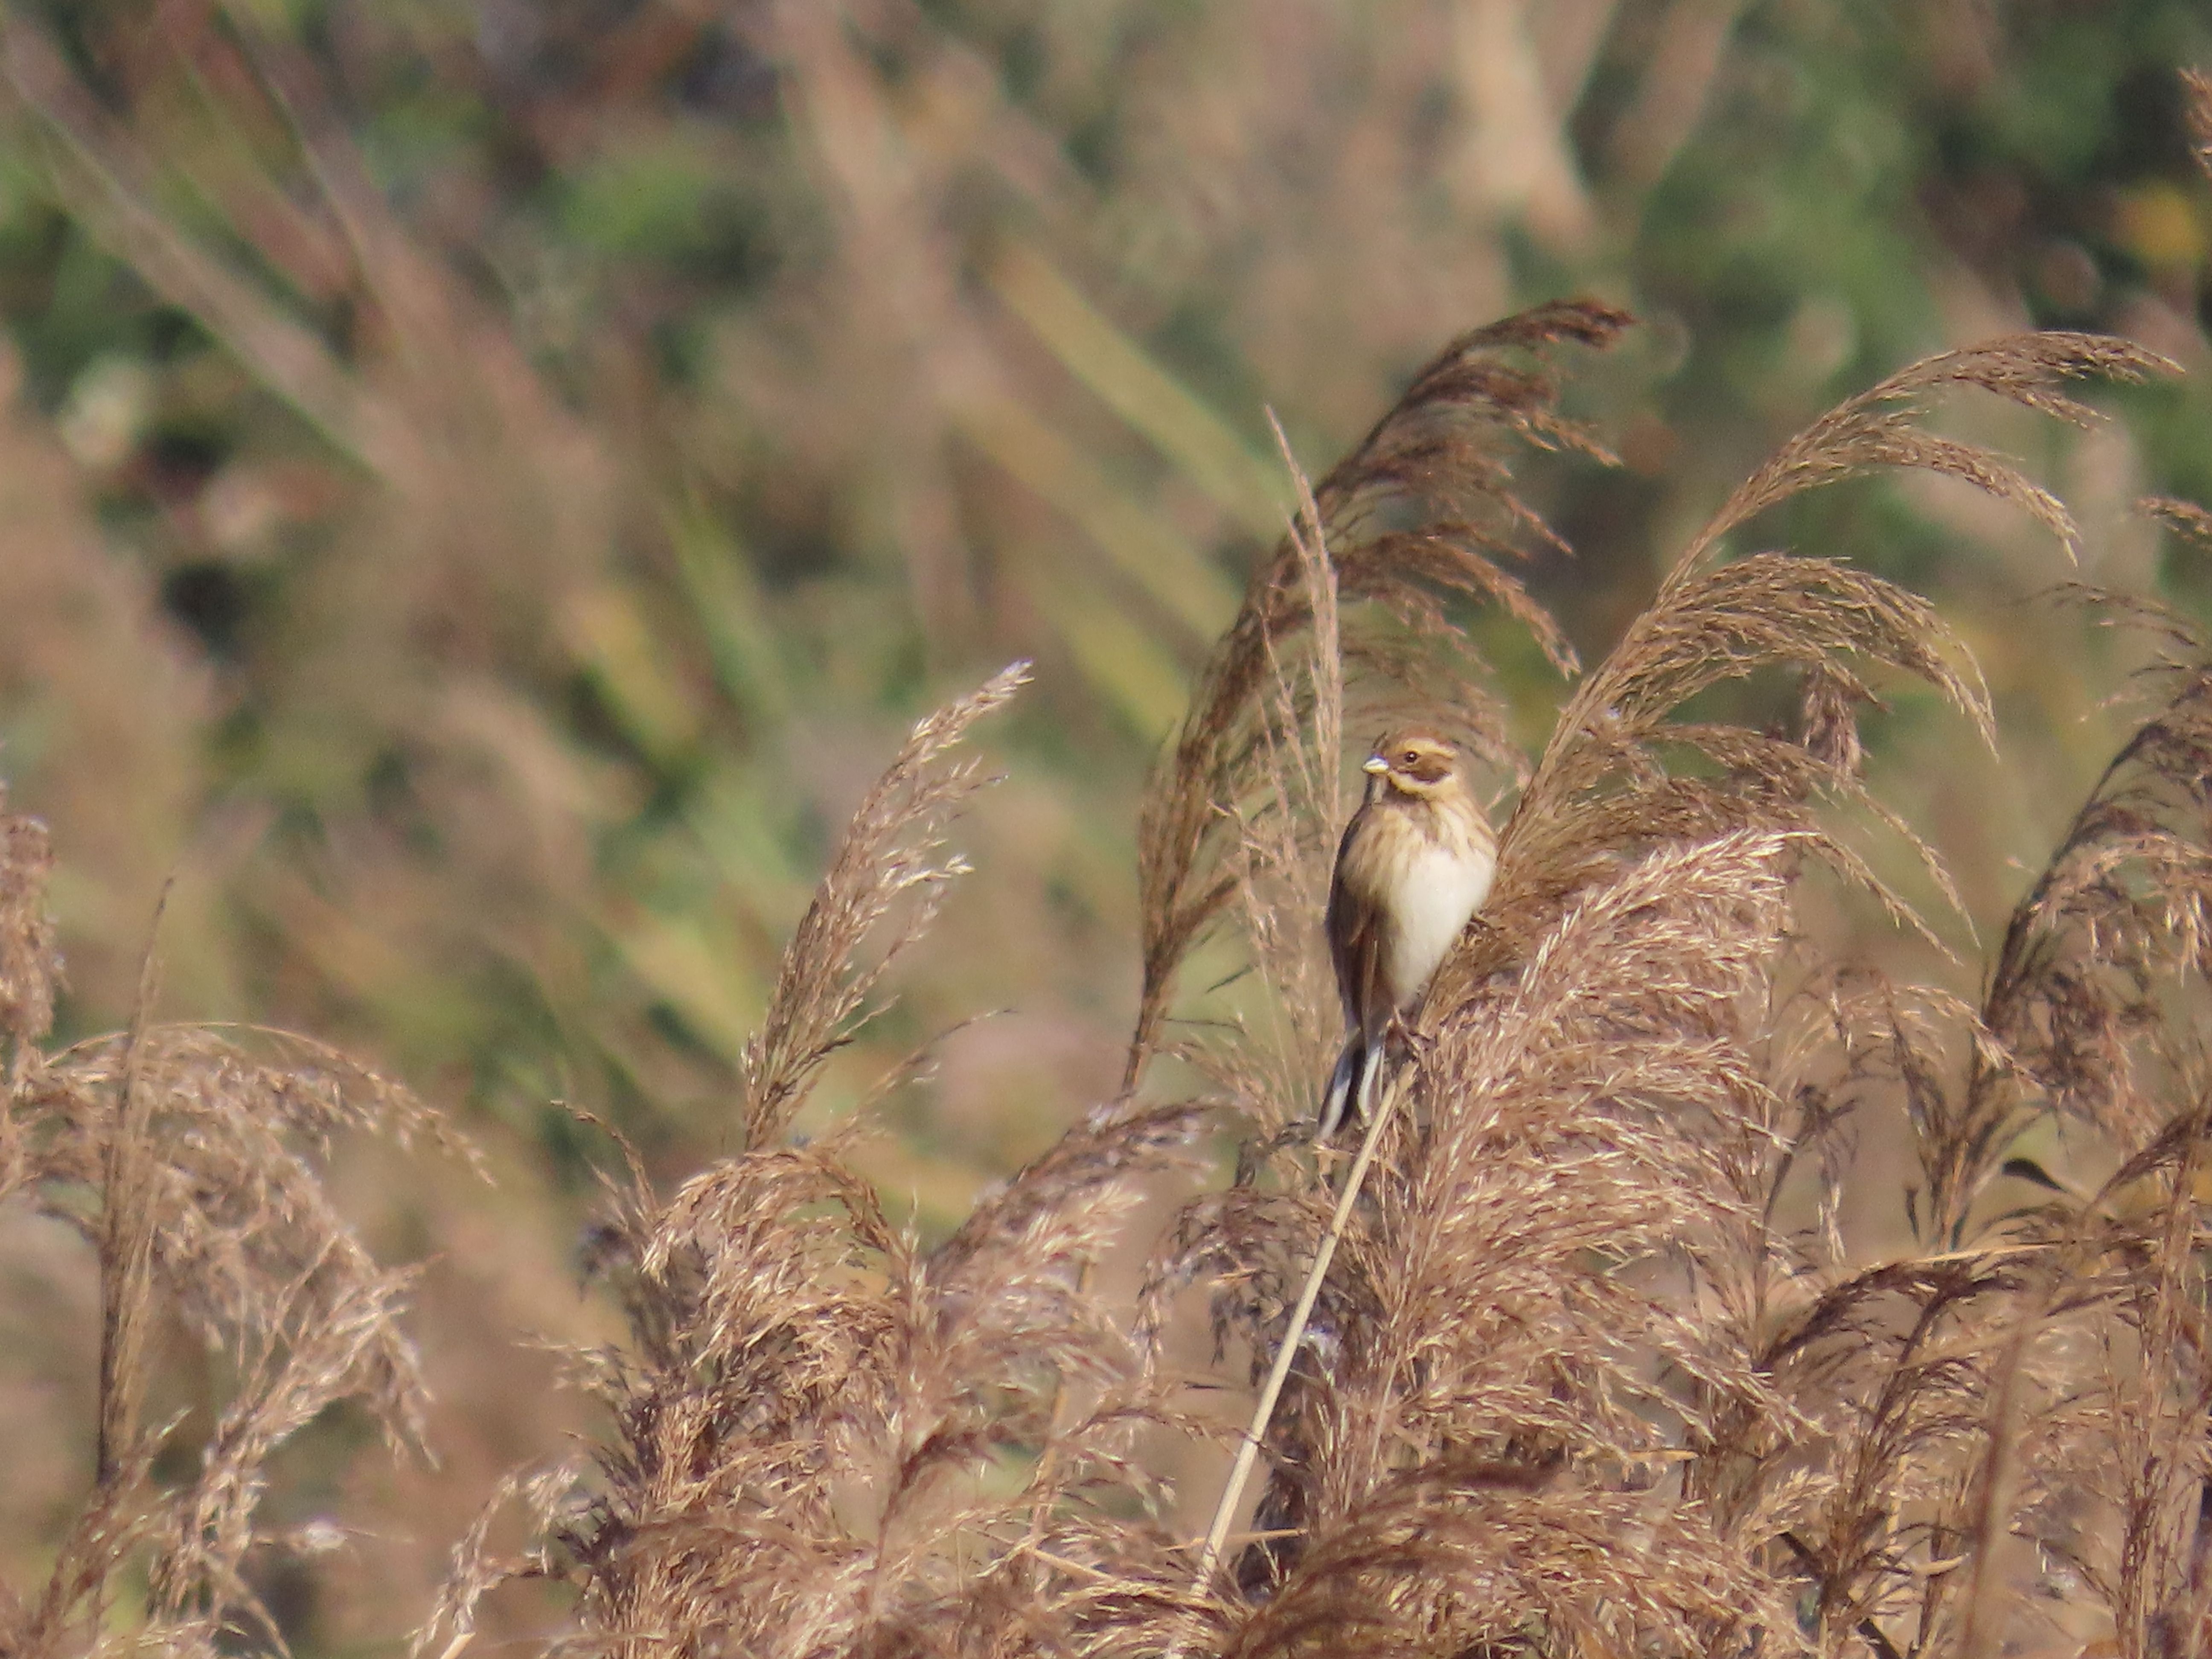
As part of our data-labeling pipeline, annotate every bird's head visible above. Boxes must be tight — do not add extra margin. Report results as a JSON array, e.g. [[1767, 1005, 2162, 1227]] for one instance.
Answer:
[[1362, 728, 1461, 800]]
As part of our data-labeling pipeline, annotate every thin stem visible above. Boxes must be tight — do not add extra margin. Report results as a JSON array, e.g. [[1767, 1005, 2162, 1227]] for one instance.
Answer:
[[1187, 1064, 1409, 1597], [95, 882, 171, 1486]]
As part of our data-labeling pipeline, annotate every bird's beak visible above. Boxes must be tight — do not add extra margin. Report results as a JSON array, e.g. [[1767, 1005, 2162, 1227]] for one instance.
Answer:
[[1362, 756, 1389, 775]]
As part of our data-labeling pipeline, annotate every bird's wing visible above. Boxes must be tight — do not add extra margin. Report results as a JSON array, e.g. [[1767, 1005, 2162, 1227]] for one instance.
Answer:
[[1326, 813, 1392, 1047]]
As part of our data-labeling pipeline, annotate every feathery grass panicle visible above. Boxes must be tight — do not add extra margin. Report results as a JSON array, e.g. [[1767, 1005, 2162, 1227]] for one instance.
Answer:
[[1151, 307, 2191, 1659], [1975, 586, 2212, 1154], [0, 793, 462, 1659], [1224, 1462, 1768, 1659], [1452, 336, 2179, 1014], [1946, 518, 2212, 1655], [741, 661, 1031, 1150], [1197, 419, 1350, 1142], [425, 666, 1217, 1659], [1674, 333, 2175, 579], [1699, 529, 2212, 1659], [1201, 834, 1814, 1634], [25, 1028, 459, 1659]]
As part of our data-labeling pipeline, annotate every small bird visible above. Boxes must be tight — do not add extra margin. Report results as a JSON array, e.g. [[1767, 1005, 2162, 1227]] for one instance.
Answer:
[[1320, 727, 1497, 1139]]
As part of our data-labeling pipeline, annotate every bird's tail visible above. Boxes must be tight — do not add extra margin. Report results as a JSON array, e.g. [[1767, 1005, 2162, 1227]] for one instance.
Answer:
[[1319, 1038, 1367, 1142]]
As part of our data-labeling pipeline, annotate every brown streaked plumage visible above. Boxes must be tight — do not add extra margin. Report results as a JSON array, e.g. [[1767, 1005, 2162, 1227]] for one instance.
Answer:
[[1321, 727, 1497, 1138]]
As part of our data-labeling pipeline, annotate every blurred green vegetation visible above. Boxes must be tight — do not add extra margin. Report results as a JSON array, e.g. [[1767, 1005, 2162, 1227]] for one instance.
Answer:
[[3, 0, 2212, 1647]]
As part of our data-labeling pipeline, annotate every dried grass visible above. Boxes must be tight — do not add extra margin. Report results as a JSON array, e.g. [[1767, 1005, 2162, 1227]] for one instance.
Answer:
[[0, 790, 471, 1657], [417, 667, 1212, 1659], [5, 8, 2211, 1654], [6, 237, 2212, 1659], [389, 256, 2212, 1659]]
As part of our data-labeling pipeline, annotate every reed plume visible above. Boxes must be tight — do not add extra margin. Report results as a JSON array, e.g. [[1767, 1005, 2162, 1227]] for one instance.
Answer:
[[1147, 307, 2181, 1659], [0, 784, 468, 1659], [419, 664, 1214, 1659]]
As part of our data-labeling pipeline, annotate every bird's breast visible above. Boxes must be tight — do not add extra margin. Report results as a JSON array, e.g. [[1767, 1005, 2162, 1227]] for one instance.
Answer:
[[1380, 836, 1496, 1007]]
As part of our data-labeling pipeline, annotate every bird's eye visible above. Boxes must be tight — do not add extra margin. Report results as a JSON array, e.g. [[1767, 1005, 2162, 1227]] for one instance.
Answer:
[[1400, 750, 1419, 766]]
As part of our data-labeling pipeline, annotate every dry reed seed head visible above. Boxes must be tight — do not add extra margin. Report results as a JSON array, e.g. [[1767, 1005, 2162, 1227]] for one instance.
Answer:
[[1569, 553, 1995, 760], [929, 1099, 1209, 1302], [20, 1029, 462, 1355], [1676, 332, 2176, 580], [505, 664, 1252, 1652], [610, 1143, 909, 1466], [1477, 548, 2004, 1008], [2142, 494, 2212, 573], [1765, 975, 1995, 1261], [423, 300, 2212, 1659], [1325, 300, 1634, 498], [508, 964, 1207, 1639], [1142, 1180, 1359, 1374], [1744, 569, 2212, 1650], [411, 1464, 583, 1659], [142, 1257, 428, 1643], [1203, 834, 1818, 1630], [1224, 1465, 1789, 1659], [0, 1006, 461, 1655], [1962, 653, 2212, 1176], [740, 661, 1030, 1150]]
